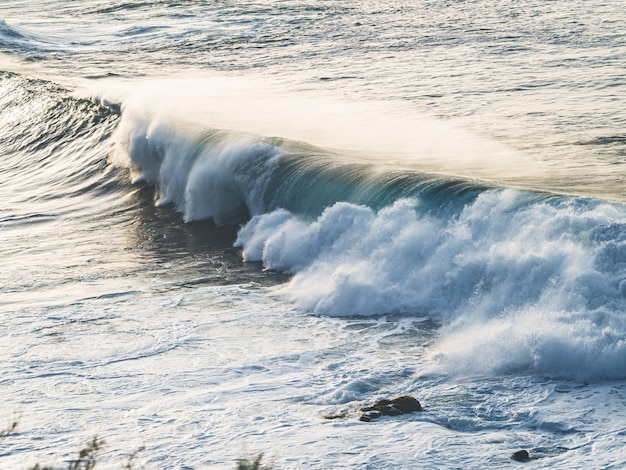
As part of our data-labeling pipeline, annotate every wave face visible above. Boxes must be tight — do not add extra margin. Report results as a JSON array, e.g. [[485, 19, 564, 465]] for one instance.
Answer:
[[0, 18, 52, 59], [112, 107, 496, 223], [113, 107, 626, 380]]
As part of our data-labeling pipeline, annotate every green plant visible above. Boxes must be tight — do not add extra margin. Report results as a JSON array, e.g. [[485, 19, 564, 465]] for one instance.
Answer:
[[68, 436, 105, 470], [0, 420, 18, 440], [122, 445, 145, 470], [26, 436, 106, 470], [236, 453, 273, 470]]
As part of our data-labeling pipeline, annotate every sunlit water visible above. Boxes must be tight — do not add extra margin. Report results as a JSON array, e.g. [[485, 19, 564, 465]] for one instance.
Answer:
[[1, 1, 626, 468]]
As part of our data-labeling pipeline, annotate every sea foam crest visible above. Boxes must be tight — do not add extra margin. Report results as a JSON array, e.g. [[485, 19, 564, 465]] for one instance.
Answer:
[[236, 191, 626, 380], [112, 110, 282, 224]]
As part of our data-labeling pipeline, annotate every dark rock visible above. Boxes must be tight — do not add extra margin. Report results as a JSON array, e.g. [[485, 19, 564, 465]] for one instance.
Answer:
[[511, 449, 531, 462], [360, 399, 392, 412], [358, 395, 422, 421], [359, 410, 382, 422], [323, 413, 348, 420], [389, 396, 423, 413]]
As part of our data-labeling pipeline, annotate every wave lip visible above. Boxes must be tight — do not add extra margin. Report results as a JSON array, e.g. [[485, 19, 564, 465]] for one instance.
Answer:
[[111, 106, 498, 226], [112, 113, 284, 225]]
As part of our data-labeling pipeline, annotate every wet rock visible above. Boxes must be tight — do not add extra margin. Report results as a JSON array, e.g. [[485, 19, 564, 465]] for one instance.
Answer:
[[390, 395, 423, 413], [359, 395, 422, 421], [511, 449, 531, 462], [359, 410, 382, 422]]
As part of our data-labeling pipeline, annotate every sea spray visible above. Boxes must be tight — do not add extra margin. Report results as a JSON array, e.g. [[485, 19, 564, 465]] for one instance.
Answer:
[[110, 100, 497, 225]]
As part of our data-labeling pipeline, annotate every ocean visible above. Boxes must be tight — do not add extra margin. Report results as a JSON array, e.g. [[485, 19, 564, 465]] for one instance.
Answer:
[[1, 1, 626, 468]]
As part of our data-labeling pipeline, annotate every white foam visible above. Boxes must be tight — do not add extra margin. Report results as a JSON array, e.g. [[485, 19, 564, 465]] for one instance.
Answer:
[[110, 107, 283, 224], [235, 190, 626, 380]]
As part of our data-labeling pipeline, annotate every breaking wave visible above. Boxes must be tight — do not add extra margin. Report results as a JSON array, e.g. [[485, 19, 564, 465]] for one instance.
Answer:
[[112, 103, 626, 380]]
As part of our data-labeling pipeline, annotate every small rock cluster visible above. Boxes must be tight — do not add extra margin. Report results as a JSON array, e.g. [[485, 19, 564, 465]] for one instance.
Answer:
[[358, 395, 423, 422], [322, 395, 423, 422], [324, 395, 535, 462]]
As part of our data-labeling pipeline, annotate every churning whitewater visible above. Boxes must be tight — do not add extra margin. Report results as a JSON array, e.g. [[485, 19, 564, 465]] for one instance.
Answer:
[[2, 1, 626, 468]]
